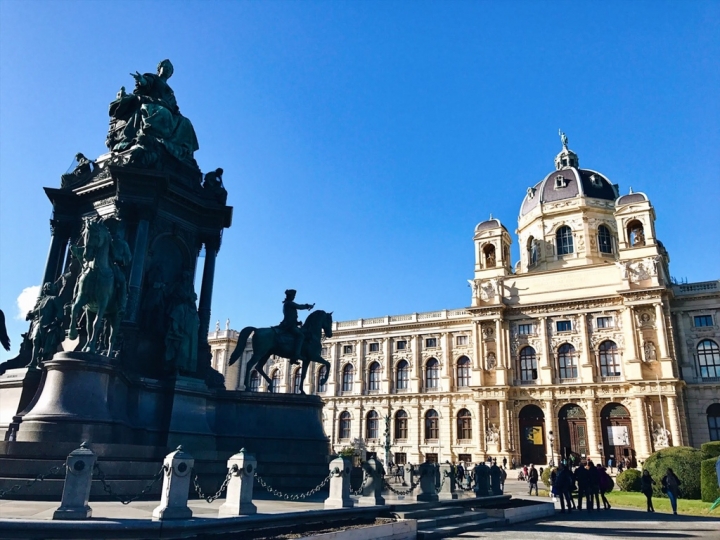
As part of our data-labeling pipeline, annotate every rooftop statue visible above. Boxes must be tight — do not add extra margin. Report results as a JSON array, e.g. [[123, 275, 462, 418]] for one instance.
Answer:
[[559, 129, 569, 149], [107, 59, 199, 169]]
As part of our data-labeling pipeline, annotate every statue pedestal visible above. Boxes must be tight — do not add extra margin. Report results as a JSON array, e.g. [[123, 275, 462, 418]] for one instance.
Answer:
[[1, 367, 43, 441]]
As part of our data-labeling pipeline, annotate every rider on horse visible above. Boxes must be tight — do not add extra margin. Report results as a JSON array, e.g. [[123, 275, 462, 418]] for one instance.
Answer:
[[280, 289, 314, 365]]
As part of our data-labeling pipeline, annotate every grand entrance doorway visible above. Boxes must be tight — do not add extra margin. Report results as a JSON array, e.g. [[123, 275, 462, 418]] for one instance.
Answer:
[[600, 403, 636, 467], [558, 404, 588, 462], [519, 405, 546, 465]]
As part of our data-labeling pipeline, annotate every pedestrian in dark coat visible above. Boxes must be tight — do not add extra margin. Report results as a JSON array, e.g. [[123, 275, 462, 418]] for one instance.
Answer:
[[573, 462, 590, 510], [661, 468, 681, 515], [640, 469, 655, 512], [587, 460, 600, 510], [554, 464, 574, 513], [597, 464, 612, 510], [527, 464, 539, 495]]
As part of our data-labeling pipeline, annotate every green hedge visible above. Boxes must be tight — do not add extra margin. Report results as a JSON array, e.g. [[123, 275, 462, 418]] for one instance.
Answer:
[[701, 457, 720, 503], [541, 466, 553, 489], [644, 446, 704, 499], [701, 441, 720, 460], [616, 468, 642, 492]]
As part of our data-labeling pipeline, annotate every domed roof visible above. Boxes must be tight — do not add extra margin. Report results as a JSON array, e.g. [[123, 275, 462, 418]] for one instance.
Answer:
[[475, 217, 506, 233], [615, 191, 648, 206]]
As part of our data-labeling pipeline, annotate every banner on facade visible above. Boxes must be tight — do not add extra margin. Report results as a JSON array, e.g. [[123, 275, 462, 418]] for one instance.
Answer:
[[524, 426, 543, 445], [607, 425, 630, 446]]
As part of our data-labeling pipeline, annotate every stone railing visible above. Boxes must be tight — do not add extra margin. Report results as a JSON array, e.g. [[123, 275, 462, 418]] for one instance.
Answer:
[[333, 308, 471, 331], [674, 281, 719, 294]]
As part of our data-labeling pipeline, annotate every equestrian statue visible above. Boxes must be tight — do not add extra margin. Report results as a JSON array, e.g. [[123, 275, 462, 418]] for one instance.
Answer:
[[228, 290, 332, 394]]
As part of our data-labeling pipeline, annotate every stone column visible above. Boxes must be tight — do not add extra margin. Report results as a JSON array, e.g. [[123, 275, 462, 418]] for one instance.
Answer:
[[495, 319, 503, 368], [327, 343, 338, 396], [382, 337, 391, 393], [622, 306, 639, 361], [579, 313, 593, 383], [478, 400, 486, 456], [584, 400, 600, 462], [356, 339, 364, 395], [474, 322, 484, 386], [539, 317, 551, 384], [411, 335, 421, 393], [633, 396, 651, 458], [42, 219, 70, 287], [442, 332, 451, 391], [666, 395, 682, 446], [127, 218, 150, 322], [544, 400, 556, 464], [198, 240, 219, 345], [654, 303, 669, 359], [498, 399, 508, 453]]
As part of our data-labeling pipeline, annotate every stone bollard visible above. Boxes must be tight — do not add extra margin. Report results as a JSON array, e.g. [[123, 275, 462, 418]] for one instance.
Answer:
[[152, 446, 194, 520], [53, 442, 97, 520], [324, 456, 354, 509], [438, 462, 458, 500], [473, 463, 491, 498], [358, 457, 385, 505], [218, 448, 257, 517], [415, 462, 439, 502]]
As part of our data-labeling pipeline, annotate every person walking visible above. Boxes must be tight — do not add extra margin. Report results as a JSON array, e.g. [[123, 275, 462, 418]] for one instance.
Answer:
[[457, 463, 466, 486], [597, 464, 612, 510], [550, 466, 558, 499], [573, 461, 590, 510], [554, 464, 574, 513], [587, 460, 600, 511], [528, 463, 539, 496], [500, 466, 507, 492], [502, 457, 508, 469], [662, 468, 682, 515], [511, 457, 516, 470], [640, 469, 656, 512]]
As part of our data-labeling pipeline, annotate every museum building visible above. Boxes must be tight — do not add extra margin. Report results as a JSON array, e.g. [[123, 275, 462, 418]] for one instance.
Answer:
[[210, 140, 720, 467]]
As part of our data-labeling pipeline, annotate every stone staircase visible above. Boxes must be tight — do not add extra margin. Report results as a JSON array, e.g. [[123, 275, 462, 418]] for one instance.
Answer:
[[394, 502, 503, 540]]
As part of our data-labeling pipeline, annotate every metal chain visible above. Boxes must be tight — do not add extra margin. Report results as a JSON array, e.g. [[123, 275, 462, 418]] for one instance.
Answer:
[[458, 479, 475, 492], [254, 471, 332, 501], [383, 476, 419, 496], [94, 463, 166, 505], [435, 473, 447, 494], [350, 470, 370, 496], [0, 463, 66, 499], [192, 465, 237, 503]]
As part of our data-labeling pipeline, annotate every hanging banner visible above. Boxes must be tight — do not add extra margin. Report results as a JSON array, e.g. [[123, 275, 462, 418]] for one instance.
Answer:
[[607, 425, 630, 446], [524, 426, 543, 445]]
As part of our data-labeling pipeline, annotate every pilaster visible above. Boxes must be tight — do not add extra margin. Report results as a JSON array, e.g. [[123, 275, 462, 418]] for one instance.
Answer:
[[666, 395, 682, 446], [633, 396, 651, 458]]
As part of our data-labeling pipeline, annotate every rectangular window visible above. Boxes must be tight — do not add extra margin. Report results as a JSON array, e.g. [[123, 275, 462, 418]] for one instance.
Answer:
[[394, 452, 407, 465], [396, 340, 406, 351], [369, 342, 380, 352], [518, 324, 533, 335], [695, 315, 714, 327], [596, 317, 612, 329], [321, 347, 328, 356], [458, 453, 472, 463], [343, 345, 353, 354], [556, 320, 572, 332], [425, 338, 437, 348], [425, 453, 438, 464], [456, 335, 468, 346]]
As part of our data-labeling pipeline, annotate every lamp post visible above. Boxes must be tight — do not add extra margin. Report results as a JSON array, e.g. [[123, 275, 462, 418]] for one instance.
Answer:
[[598, 443, 604, 467], [548, 430, 555, 467], [383, 415, 392, 469]]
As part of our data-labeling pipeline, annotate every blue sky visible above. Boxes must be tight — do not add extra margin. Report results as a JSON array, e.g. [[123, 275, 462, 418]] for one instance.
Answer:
[[1, 0, 718, 361]]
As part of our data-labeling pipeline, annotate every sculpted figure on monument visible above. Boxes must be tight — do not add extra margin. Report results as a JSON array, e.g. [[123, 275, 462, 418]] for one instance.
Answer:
[[164, 271, 200, 374], [26, 282, 64, 368], [203, 168, 228, 203], [107, 59, 199, 169], [280, 289, 315, 365]]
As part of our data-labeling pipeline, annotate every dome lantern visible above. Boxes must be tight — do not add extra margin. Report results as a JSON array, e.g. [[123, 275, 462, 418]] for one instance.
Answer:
[[554, 129, 579, 169]]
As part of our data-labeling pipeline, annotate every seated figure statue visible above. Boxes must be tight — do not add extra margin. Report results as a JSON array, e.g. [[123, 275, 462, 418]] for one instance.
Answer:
[[107, 59, 199, 169]]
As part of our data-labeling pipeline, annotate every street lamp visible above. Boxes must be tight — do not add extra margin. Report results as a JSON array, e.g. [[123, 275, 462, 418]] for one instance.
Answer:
[[548, 430, 555, 467], [598, 443, 604, 466], [383, 415, 392, 469]]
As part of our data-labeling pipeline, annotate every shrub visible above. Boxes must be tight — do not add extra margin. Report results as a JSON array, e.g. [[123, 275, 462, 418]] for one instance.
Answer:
[[606, 474, 615, 493], [644, 446, 704, 499], [541, 466, 553, 489], [701, 441, 720, 460], [616, 468, 642, 492], [700, 457, 720, 503]]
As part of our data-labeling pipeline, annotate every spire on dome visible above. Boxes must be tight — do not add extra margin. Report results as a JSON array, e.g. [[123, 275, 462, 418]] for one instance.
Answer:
[[554, 129, 579, 170]]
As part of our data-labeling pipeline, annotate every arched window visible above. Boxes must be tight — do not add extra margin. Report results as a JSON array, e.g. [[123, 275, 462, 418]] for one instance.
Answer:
[[396, 360, 409, 391], [599, 340, 621, 377], [342, 363, 354, 393], [598, 225, 613, 254], [339, 411, 351, 440], [292, 368, 302, 394], [425, 409, 439, 440], [426, 358, 439, 389], [316, 366, 327, 393], [457, 408, 472, 440], [556, 226, 574, 256], [707, 404, 720, 441], [698, 340, 720, 379], [457, 356, 471, 387], [627, 219, 645, 247], [248, 370, 260, 392], [483, 244, 496, 268], [527, 236, 538, 266], [395, 410, 408, 440], [368, 361, 381, 392], [366, 410, 380, 439], [271, 369, 281, 393], [558, 343, 578, 379], [518, 346, 538, 381]]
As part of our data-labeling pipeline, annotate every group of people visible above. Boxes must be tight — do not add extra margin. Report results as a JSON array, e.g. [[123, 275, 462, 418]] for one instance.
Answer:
[[546, 460, 613, 513], [640, 468, 682, 514]]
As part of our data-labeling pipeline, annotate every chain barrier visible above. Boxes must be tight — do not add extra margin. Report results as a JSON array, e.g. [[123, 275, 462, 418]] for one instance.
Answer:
[[254, 471, 332, 501], [0, 463, 66, 499], [94, 463, 166, 505], [350, 470, 370, 496], [383, 476, 419, 496], [192, 465, 237, 503], [435, 473, 447, 494], [457, 479, 475, 492]]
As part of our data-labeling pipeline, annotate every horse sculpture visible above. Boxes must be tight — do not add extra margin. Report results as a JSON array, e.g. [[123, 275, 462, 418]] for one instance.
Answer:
[[228, 310, 333, 394], [67, 219, 124, 355]]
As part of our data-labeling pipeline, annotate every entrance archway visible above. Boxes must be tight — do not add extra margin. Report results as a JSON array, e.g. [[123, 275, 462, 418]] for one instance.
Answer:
[[519, 405, 546, 465], [558, 404, 588, 462], [600, 403, 635, 467]]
